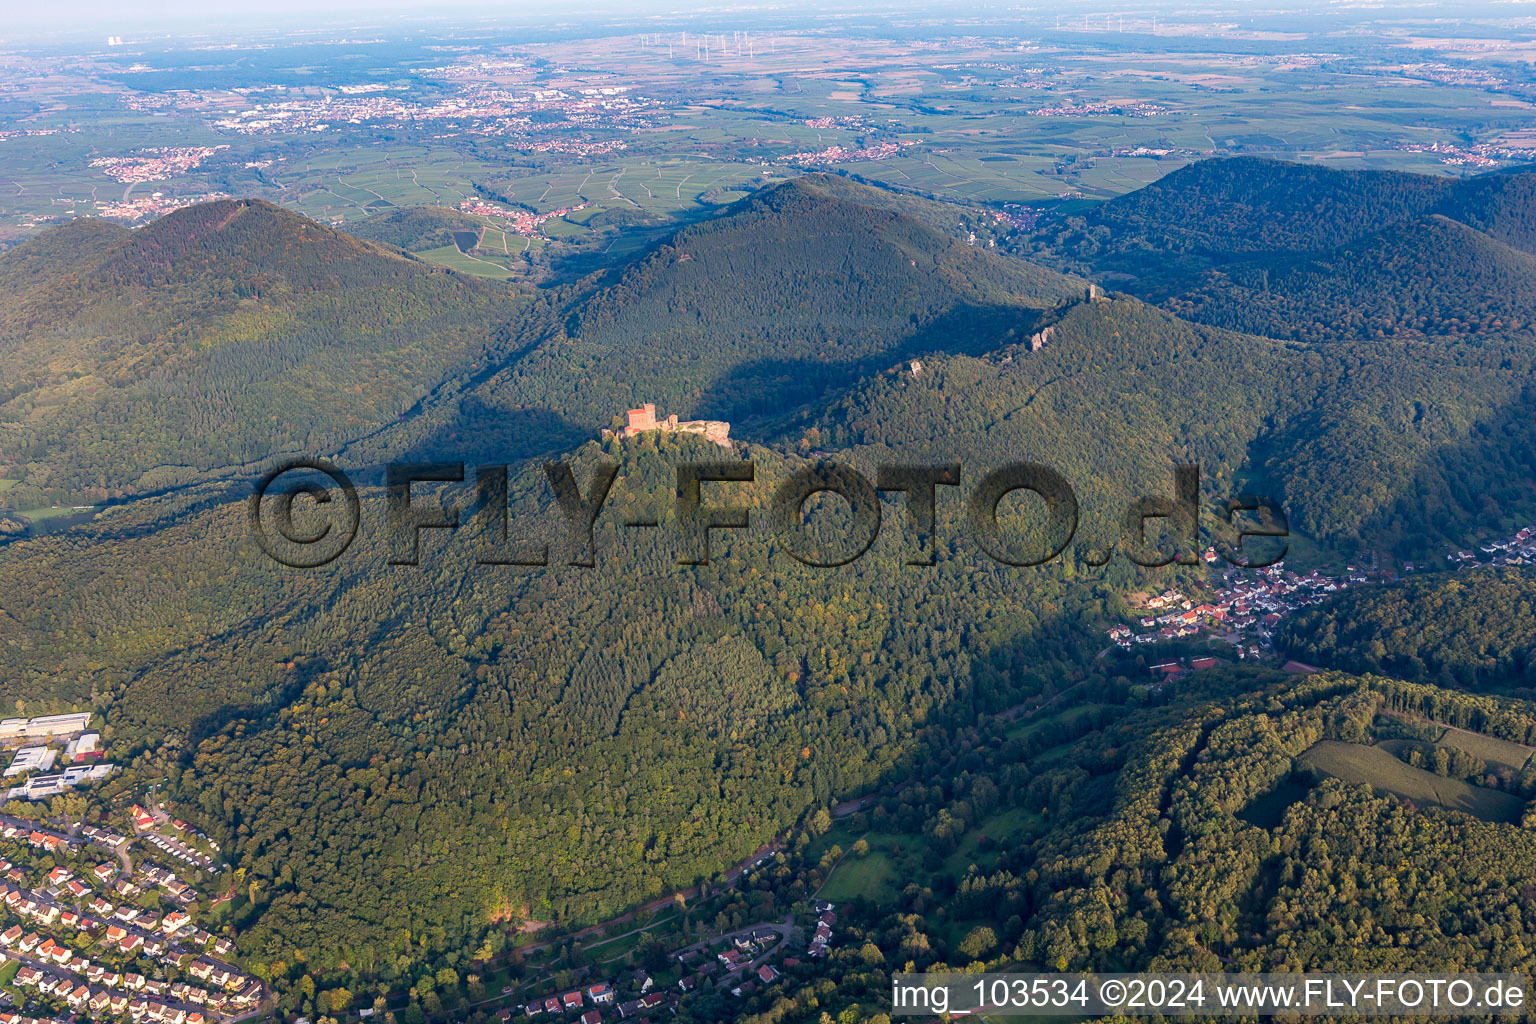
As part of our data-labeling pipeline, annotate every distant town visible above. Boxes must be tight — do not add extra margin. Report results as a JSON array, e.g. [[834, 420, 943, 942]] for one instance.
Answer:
[[1108, 523, 1536, 672], [4, 20, 1533, 253]]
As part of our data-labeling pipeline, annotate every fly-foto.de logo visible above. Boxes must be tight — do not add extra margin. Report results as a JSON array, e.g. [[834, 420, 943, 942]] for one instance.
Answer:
[[248, 459, 1287, 570]]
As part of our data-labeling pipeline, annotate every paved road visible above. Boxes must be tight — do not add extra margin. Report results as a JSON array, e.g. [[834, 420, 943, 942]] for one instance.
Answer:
[[1, 948, 211, 1021], [673, 915, 795, 992], [0, 813, 265, 1020], [672, 916, 794, 960], [0, 812, 132, 876], [505, 837, 787, 961], [12, 880, 244, 975]]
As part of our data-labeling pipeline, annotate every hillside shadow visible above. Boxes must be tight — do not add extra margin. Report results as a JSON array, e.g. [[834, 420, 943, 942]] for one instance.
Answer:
[[698, 301, 1052, 439], [184, 655, 328, 754], [539, 204, 736, 285], [378, 402, 593, 477], [1346, 381, 1536, 558]]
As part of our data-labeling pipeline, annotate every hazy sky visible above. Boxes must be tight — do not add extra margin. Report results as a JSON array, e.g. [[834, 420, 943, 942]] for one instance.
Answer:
[[29, 0, 535, 17], [6, 0, 1496, 43], [8, 0, 717, 38]]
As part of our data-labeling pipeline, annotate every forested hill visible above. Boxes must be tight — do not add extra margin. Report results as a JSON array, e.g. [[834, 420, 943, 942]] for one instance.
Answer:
[[333, 173, 1088, 468], [792, 670, 1536, 1009], [804, 292, 1536, 552], [1278, 567, 1536, 691], [1165, 214, 1536, 342], [1018, 159, 1536, 343], [496, 173, 1083, 428], [0, 216, 130, 294], [0, 179, 1084, 508], [1440, 168, 1536, 253], [345, 204, 487, 253], [803, 297, 1284, 547], [1043, 157, 1456, 267], [7, 170, 1535, 559], [0, 429, 1132, 990], [6, 166, 1536, 1005], [0, 199, 524, 506]]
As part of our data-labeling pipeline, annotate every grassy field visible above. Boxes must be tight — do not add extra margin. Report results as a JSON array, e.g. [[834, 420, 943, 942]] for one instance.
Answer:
[[1030, 744, 1077, 767], [580, 912, 680, 962], [819, 847, 900, 904], [1005, 703, 1105, 743], [1300, 740, 1524, 823], [1377, 712, 1535, 772], [1375, 738, 1425, 759], [804, 821, 864, 866], [816, 803, 1043, 905], [16, 504, 96, 522], [413, 243, 518, 280], [943, 806, 1041, 876], [1438, 726, 1536, 772]]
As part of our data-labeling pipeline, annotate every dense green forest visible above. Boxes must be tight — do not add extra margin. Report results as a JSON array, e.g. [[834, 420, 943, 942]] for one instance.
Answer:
[[1018, 158, 1536, 342], [7, 171, 1536, 557], [0, 432, 1153, 996], [804, 294, 1536, 551], [5, 164, 1536, 1015], [0, 178, 1087, 506], [1279, 567, 1536, 691], [674, 672, 1536, 1024], [1022, 158, 1457, 276], [0, 200, 527, 505], [1166, 215, 1536, 343], [316, 171, 1536, 553], [368, 174, 1086, 446], [331, 172, 1536, 555], [1020, 158, 1536, 275]]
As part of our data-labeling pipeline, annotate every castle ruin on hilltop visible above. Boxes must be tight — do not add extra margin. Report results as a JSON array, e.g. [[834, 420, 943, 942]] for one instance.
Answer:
[[603, 404, 731, 448]]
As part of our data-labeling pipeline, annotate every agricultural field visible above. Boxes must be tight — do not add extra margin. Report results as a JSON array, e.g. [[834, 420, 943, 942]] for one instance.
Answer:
[[1437, 725, 1536, 773], [413, 242, 519, 279], [272, 146, 495, 224], [1299, 740, 1525, 823], [4, 21, 1535, 264], [1376, 711, 1536, 772]]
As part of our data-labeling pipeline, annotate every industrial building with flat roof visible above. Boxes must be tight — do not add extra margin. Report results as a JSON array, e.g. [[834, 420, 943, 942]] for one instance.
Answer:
[[64, 732, 100, 760], [4, 746, 57, 777], [6, 763, 115, 801], [0, 713, 92, 742]]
